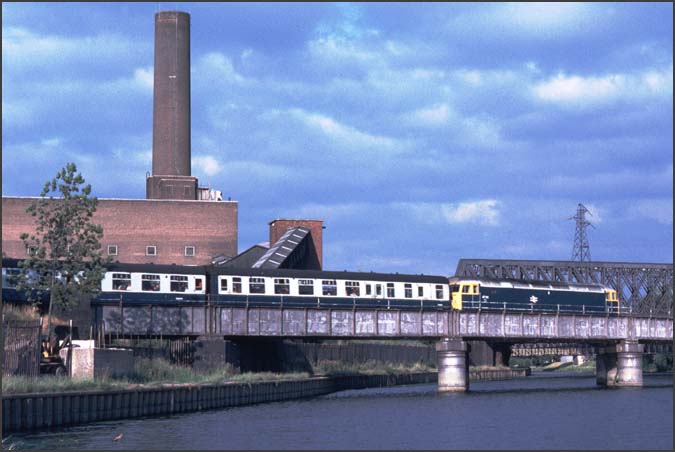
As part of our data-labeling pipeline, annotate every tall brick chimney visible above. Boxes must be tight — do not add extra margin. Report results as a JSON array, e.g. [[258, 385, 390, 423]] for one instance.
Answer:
[[146, 11, 198, 200]]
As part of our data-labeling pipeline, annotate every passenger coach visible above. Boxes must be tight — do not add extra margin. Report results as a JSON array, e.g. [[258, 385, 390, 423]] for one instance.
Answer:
[[209, 267, 450, 310]]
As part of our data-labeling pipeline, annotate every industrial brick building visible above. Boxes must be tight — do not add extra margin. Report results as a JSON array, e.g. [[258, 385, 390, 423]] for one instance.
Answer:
[[1, 11, 321, 270]]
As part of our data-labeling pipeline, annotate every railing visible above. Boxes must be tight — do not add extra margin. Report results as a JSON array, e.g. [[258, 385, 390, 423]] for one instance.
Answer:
[[461, 299, 672, 318]]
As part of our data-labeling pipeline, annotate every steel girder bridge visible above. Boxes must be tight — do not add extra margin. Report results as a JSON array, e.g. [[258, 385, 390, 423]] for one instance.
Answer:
[[454, 259, 673, 316]]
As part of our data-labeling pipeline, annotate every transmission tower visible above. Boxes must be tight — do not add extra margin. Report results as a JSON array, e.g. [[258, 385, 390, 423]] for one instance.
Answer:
[[569, 203, 594, 261]]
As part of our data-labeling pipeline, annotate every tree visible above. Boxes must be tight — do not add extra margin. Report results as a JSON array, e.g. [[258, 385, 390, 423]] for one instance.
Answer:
[[17, 163, 109, 342]]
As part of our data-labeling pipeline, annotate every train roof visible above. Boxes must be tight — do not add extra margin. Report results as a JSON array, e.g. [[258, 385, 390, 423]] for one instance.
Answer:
[[208, 266, 449, 284], [449, 276, 608, 290], [104, 262, 208, 275]]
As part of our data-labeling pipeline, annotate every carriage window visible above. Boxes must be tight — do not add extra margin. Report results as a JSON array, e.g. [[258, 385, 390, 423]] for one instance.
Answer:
[[436, 285, 444, 299], [170, 275, 188, 292], [365, 284, 372, 296], [418, 286, 424, 297], [249, 277, 266, 294], [274, 278, 290, 294], [220, 278, 228, 292], [404, 283, 413, 298], [322, 280, 337, 296], [387, 283, 395, 298], [376, 284, 382, 296], [298, 279, 314, 295], [345, 281, 360, 296], [195, 278, 203, 291], [141, 274, 161, 291], [4, 268, 21, 288], [112, 273, 131, 291], [233, 277, 242, 293]]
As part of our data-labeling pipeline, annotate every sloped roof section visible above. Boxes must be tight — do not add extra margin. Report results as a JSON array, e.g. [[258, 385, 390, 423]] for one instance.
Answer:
[[213, 244, 269, 268], [252, 226, 311, 269]]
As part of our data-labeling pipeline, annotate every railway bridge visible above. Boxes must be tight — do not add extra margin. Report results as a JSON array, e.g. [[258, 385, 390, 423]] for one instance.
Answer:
[[93, 300, 673, 391]]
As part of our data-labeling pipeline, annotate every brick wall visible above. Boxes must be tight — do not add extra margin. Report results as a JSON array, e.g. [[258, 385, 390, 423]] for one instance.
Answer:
[[2, 197, 238, 265], [269, 219, 323, 268]]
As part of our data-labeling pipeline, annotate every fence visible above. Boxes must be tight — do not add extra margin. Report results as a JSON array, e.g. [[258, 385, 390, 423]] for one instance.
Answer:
[[2, 319, 42, 377]]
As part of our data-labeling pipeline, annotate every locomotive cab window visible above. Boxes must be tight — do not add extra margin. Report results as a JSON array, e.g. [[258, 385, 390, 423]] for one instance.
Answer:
[[274, 278, 290, 294], [112, 273, 131, 291], [345, 281, 360, 296], [298, 279, 314, 295], [322, 280, 337, 296], [142, 274, 161, 291], [170, 275, 188, 292], [250, 277, 265, 294]]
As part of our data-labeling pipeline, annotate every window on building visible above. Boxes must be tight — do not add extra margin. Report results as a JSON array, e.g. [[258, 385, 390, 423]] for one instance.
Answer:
[[249, 277, 266, 294], [345, 281, 360, 296], [387, 283, 395, 298], [141, 274, 161, 291], [185, 246, 195, 257], [170, 275, 188, 292], [232, 277, 242, 293], [26, 245, 37, 256], [146, 246, 157, 256], [298, 279, 314, 295], [322, 280, 337, 296], [404, 283, 413, 298], [107, 245, 118, 256], [274, 278, 290, 294], [418, 286, 424, 297], [436, 285, 444, 299], [220, 278, 228, 292], [112, 273, 131, 291]]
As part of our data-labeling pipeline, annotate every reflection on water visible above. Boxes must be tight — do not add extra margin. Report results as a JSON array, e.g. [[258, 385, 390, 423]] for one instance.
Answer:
[[4, 374, 672, 450]]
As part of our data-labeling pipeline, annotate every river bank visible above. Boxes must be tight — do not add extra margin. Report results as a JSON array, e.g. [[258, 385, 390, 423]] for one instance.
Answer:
[[2, 368, 530, 433]]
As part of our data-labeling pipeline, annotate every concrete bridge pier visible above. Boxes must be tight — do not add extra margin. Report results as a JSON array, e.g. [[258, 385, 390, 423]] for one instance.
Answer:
[[436, 338, 470, 392], [596, 341, 644, 387]]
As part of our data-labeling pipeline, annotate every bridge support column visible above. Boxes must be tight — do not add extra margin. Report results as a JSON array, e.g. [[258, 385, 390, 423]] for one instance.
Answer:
[[596, 341, 644, 387], [436, 338, 469, 392]]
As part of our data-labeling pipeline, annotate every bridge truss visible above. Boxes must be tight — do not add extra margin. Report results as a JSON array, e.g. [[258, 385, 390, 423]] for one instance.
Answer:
[[455, 259, 673, 316]]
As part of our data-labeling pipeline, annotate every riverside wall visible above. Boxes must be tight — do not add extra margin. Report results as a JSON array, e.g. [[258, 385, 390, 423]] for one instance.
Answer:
[[2, 369, 529, 432]]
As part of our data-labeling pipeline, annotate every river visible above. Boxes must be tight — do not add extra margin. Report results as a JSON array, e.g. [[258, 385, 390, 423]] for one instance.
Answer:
[[3, 373, 672, 450]]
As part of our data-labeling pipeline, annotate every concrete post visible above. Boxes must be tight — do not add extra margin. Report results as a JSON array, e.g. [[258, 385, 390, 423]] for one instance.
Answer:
[[436, 338, 469, 392], [596, 341, 643, 387]]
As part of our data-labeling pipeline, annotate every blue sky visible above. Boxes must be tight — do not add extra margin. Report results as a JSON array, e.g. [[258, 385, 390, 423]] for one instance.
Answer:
[[2, 2, 673, 275]]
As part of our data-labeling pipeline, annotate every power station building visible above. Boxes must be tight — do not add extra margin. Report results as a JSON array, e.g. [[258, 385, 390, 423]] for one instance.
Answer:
[[1, 11, 322, 270]]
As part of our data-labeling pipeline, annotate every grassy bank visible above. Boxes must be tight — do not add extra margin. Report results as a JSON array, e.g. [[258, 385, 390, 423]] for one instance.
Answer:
[[2, 358, 435, 395]]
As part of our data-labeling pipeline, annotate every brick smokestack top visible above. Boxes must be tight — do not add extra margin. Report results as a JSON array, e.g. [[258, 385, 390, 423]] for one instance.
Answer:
[[152, 11, 191, 177]]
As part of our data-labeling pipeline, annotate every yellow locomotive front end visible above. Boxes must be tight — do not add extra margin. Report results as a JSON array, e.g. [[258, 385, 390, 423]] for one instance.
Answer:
[[604, 288, 620, 314], [449, 278, 481, 310]]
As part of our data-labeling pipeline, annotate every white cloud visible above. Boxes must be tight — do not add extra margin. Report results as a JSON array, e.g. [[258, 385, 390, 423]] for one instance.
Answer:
[[193, 155, 224, 177], [394, 199, 502, 226], [635, 199, 673, 225], [195, 52, 247, 84], [441, 200, 501, 226], [133, 67, 153, 90], [532, 66, 673, 108], [289, 108, 401, 152], [405, 104, 452, 126]]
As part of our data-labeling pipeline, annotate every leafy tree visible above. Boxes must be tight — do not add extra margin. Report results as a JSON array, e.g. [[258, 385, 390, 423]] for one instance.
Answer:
[[17, 163, 109, 341]]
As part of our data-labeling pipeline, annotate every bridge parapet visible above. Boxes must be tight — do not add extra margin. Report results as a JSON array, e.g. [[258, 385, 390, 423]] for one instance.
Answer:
[[93, 304, 673, 342]]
